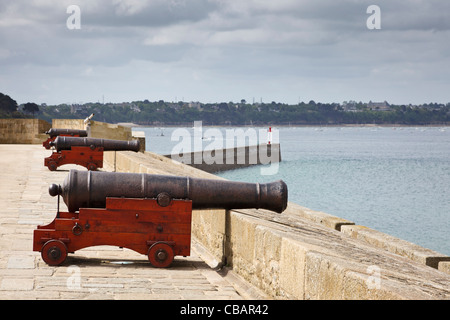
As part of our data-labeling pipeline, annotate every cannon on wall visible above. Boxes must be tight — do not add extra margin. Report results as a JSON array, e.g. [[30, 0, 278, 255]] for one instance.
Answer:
[[33, 170, 288, 267], [42, 128, 88, 149], [44, 136, 140, 171]]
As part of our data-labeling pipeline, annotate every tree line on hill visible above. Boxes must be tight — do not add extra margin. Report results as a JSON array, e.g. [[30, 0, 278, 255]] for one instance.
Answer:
[[1, 92, 449, 126], [0, 92, 39, 118]]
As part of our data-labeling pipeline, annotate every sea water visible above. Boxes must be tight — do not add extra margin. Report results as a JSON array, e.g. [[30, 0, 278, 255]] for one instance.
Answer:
[[137, 126, 450, 255]]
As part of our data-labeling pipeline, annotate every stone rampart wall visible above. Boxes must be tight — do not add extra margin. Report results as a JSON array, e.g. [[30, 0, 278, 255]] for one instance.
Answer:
[[52, 119, 133, 141], [103, 150, 450, 299], [0, 119, 51, 144]]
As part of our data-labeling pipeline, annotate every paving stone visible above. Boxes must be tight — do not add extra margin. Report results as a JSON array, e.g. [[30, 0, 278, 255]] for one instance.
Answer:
[[7, 256, 35, 269], [1, 278, 34, 291]]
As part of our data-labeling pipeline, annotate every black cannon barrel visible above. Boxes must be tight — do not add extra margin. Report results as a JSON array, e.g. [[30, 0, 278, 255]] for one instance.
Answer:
[[50, 136, 140, 152], [45, 128, 88, 138], [50, 170, 288, 214]]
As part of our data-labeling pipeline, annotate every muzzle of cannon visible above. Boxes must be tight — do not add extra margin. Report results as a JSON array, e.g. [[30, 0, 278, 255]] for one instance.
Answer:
[[51, 169, 288, 214], [34, 170, 288, 267], [50, 136, 140, 152], [45, 128, 88, 138]]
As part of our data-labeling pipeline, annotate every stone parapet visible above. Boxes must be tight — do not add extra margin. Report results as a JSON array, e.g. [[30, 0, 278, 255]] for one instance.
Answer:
[[340, 225, 450, 269], [104, 150, 450, 300], [52, 119, 134, 141], [0, 118, 141, 146], [0, 119, 51, 144]]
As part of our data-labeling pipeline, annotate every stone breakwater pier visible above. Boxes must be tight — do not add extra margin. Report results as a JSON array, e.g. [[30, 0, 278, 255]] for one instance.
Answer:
[[0, 119, 449, 300]]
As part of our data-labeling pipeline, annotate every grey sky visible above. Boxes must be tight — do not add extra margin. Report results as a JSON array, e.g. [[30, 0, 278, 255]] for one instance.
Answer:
[[1, 0, 449, 105]]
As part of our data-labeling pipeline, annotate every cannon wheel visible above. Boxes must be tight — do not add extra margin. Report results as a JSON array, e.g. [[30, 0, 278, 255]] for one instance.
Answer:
[[147, 242, 174, 268], [47, 161, 57, 171], [41, 240, 68, 266], [87, 163, 97, 171]]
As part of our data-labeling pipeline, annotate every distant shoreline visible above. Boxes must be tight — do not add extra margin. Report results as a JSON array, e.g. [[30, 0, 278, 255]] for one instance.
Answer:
[[122, 122, 450, 128]]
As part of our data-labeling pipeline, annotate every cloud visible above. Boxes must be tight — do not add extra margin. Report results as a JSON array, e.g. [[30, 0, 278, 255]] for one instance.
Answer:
[[0, 0, 449, 105]]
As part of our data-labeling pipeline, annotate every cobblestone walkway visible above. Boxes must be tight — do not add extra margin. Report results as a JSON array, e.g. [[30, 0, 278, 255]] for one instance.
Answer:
[[0, 145, 243, 300]]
